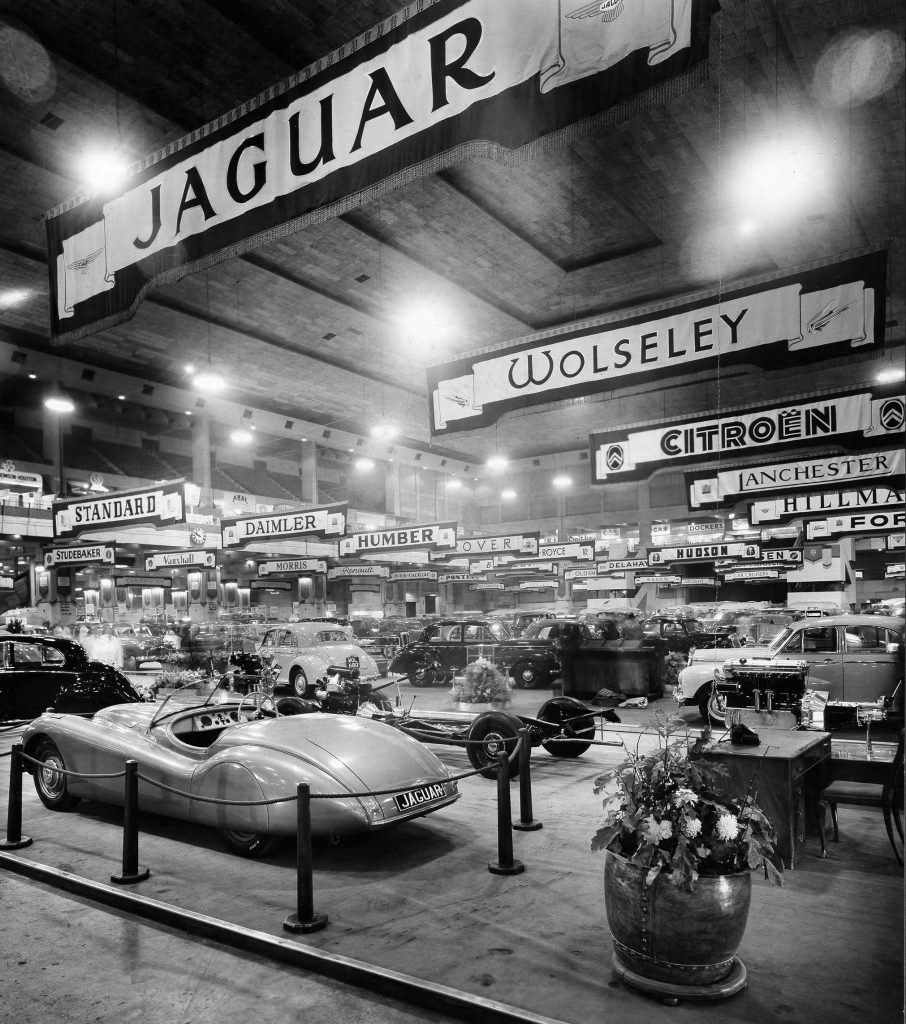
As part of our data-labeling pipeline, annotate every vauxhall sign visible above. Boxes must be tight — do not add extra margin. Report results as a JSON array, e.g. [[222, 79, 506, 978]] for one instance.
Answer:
[[47, 0, 715, 341], [145, 550, 217, 570]]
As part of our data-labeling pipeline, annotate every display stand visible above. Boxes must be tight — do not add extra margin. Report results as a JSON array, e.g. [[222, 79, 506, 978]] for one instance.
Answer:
[[612, 953, 747, 1005]]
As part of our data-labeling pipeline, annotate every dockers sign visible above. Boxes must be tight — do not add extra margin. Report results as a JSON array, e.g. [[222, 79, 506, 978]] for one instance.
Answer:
[[592, 390, 904, 483], [45, 545, 115, 567], [431, 250, 886, 435], [258, 558, 327, 576], [806, 510, 906, 540], [46, 0, 714, 341], [53, 480, 185, 539], [750, 486, 904, 524], [339, 522, 456, 556], [146, 550, 217, 570], [221, 503, 347, 548], [688, 447, 904, 508], [649, 543, 760, 565]]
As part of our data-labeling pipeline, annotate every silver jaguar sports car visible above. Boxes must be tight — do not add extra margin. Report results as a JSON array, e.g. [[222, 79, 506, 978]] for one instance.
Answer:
[[21, 695, 460, 857]]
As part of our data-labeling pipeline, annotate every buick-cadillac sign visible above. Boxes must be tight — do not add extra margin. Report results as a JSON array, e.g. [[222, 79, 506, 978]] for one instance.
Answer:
[[649, 543, 760, 565], [389, 570, 439, 583], [221, 503, 347, 548], [45, 545, 115, 568], [258, 558, 327, 576], [146, 550, 217, 570], [47, 0, 714, 341], [431, 250, 886, 435], [53, 480, 185, 539], [750, 486, 904, 525], [340, 521, 456, 556], [593, 390, 904, 483], [688, 447, 904, 507]]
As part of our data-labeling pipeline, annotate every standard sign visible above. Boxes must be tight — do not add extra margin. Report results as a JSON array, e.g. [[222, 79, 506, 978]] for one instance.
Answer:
[[221, 503, 347, 548], [146, 550, 217, 570], [688, 447, 904, 507], [806, 510, 906, 539], [339, 522, 456, 556], [591, 391, 904, 483], [45, 545, 115, 567], [649, 543, 760, 565], [750, 486, 904, 524], [53, 480, 185, 538], [258, 558, 327, 575]]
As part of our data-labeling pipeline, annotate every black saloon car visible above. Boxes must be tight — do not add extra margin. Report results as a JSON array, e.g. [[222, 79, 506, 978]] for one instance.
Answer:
[[0, 632, 145, 722]]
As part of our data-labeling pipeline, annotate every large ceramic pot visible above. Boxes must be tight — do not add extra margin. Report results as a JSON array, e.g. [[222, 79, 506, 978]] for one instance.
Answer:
[[604, 850, 751, 986]]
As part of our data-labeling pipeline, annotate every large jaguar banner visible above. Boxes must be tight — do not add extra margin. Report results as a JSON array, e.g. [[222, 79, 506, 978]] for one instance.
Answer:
[[45, 0, 715, 341]]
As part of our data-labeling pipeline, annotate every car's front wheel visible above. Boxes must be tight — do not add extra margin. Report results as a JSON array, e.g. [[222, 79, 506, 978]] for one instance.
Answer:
[[699, 687, 727, 725], [32, 740, 80, 811], [217, 828, 284, 858], [466, 711, 522, 779], [512, 660, 548, 689], [290, 667, 309, 698]]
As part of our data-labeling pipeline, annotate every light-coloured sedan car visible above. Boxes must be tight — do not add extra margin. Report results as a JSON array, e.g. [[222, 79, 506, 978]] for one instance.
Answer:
[[258, 622, 381, 698]]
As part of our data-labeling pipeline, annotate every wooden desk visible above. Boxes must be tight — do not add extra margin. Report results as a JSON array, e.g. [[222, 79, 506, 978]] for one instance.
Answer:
[[696, 730, 831, 869]]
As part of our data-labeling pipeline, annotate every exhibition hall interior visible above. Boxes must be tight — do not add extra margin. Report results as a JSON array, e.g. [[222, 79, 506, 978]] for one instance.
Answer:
[[0, 2, 903, 1023]]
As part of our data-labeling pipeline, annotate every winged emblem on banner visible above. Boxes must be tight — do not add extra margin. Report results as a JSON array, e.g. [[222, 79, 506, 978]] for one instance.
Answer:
[[66, 248, 105, 274], [806, 300, 856, 334], [567, 0, 625, 20]]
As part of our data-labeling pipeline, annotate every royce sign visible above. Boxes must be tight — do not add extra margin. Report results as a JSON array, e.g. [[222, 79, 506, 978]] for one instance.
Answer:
[[53, 480, 185, 538]]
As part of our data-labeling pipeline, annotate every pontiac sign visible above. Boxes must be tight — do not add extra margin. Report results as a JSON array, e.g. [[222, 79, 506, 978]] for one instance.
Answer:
[[53, 480, 185, 538], [221, 503, 347, 548]]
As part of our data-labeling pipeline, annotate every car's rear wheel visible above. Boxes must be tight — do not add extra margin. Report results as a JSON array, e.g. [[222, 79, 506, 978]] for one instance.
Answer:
[[537, 696, 595, 758], [466, 711, 522, 779], [32, 740, 80, 811], [512, 660, 548, 689], [290, 667, 309, 698], [411, 649, 445, 687], [699, 687, 727, 725], [217, 828, 284, 858]]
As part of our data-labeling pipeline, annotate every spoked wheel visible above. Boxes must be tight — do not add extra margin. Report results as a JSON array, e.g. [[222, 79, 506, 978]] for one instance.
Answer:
[[536, 696, 595, 758], [238, 690, 280, 719], [466, 711, 522, 779], [217, 828, 284, 858], [699, 687, 727, 726], [32, 740, 80, 811]]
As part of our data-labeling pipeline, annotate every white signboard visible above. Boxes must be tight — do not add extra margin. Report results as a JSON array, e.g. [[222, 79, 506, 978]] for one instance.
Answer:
[[146, 550, 217, 570], [519, 581, 559, 590], [471, 582, 504, 591], [537, 542, 595, 561], [54, 480, 185, 538], [327, 565, 390, 580], [441, 573, 481, 584], [593, 392, 903, 482], [469, 559, 495, 574], [635, 575, 682, 585], [723, 569, 780, 582], [750, 486, 903, 524], [806, 510, 906, 539], [389, 570, 439, 583], [45, 545, 115, 567], [597, 558, 648, 571], [493, 560, 558, 574], [438, 533, 539, 557], [116, 576, 172, 588], [340, 521, 456, 556], [683, 577, 719, 586], [0, 466, 43, 491], [258, 558, 327, 576], [222, 503, 347, 548], [689, 447, 905, 507], [686, 520, 724, 536], [888, 533, 905, 549], [649, 543, 761, 565]]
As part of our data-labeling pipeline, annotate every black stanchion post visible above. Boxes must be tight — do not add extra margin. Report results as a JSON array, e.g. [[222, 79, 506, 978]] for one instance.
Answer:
[[488, 751, 524, 875], [284, 783, 328, 933], [1, 744, 33, 850], [111, 759, 150, 884], [513, 728, 542, 832]]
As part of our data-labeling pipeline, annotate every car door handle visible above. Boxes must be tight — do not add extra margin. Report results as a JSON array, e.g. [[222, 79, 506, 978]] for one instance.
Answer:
[[819, 658, 837, 664]]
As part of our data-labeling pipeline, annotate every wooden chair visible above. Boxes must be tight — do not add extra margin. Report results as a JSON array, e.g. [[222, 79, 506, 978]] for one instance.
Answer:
[[817, 729, 904, 865]]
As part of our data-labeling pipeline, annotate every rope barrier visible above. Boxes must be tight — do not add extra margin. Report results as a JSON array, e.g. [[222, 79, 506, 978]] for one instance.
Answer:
[[19, 751, 125, 780]]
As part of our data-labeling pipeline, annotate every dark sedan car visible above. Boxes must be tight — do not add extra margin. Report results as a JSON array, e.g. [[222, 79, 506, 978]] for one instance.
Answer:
[[0, 632, 145, 722], [113, 624, 172, 670]]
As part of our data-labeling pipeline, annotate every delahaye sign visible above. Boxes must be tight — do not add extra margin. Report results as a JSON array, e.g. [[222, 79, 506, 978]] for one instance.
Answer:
[[53, 480, 185, 539], [221, 503, 347, 548]]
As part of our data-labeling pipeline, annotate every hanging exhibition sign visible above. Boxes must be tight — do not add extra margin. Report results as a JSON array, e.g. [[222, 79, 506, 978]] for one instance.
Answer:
[[749, 486, 904, 525], [389, 570, 439, 583], [597, 558, 649, 572], [53, 480, 185, 539], [492, 560, 558, 574], [327, 565, 390, 580], [649, 542, 760, 565], [537, 542, 595, 562], [258, 558, 327, 576], [340, 521, 456, 556], [436, 532, 540, 558], [46, 0, 715, 341], [115, 576, 172, 589], [635, 574, 682, 585], [722, 569, 779, 582], [430, 249, 887, 435], [688, 447, 904, 508], [145, 550, 217, 570], [250, 579, 292, 591], [564, 566, 627, 582], [680, 576, 719, 586], [440, 572, 479, 584], [806, 510, 906, 540], [44, 544, 115, 567], [592, 390, 904, 483], [888, 534, 905, 549], [221, 502, 347, 548], [519, 580, 558, 590], [0, 464, 43, 491], [471, 582, 504, 591]]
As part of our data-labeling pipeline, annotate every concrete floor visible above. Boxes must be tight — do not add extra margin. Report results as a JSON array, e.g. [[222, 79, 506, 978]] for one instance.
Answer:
[[0, 682, 902, 1024]]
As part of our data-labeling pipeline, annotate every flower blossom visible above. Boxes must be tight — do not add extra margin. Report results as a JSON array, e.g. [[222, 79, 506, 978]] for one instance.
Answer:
[[716, 814, 740, 841], [642, 815, 673, 842], [672, 788, 696, 807], [681, 817, 702, 838]]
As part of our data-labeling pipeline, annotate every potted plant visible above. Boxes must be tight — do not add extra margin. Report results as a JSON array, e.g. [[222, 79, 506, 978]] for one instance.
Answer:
[[450, 657, 513, 708], [592, 714, 782, 995]]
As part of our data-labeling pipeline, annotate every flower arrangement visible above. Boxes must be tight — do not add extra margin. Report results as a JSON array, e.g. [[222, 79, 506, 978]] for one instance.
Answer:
[[592, 714, 783, 890], [450, 657, 512, 704], [154, 668, 207, 690]]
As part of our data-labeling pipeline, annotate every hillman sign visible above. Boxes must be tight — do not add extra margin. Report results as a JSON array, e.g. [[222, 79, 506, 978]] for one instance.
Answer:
[[53, 480, 185, 539], [749, 486, 903, 524], [221, 503, 347, 548]]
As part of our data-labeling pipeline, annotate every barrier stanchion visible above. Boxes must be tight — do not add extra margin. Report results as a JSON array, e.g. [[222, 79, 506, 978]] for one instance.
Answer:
[[111, 760, 150, 884], [488, 751, 524, 875], [513, 728, 542, 832], [1, 744, 32, 850], [284, 783, 328, 934]]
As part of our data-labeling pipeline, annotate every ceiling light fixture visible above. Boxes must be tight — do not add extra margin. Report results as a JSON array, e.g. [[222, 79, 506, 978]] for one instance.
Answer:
[[230, 429, 253, 445], [44, 392, 75, 414], [553, 475, 572, 489], [501, 488, 517, 500], [487, 454, 508, 472]]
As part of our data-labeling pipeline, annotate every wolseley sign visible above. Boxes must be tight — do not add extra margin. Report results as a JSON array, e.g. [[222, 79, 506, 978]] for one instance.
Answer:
[[146, 550, 217, 570], [258, 558, 327, 576], [750, 485, 904, 524], [53, 480, 185, 539], [45, 545, 115, 567], [689, 447, 905, 508], [340, 522, 456, 556], [649, 543, 760, 565], [431, 250, 886, 435], [592, 390, 903, 483], [806, 510, 906, 539], [221, 503, 347, 548], [47, 0, 714, 341]]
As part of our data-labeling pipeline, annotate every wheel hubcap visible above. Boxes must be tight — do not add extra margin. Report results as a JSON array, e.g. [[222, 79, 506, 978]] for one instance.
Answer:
[[41, 757, 64, 797]]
